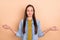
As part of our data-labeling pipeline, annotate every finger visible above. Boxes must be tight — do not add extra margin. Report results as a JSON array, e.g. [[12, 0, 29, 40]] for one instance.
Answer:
[[3, 24, 7, 27]]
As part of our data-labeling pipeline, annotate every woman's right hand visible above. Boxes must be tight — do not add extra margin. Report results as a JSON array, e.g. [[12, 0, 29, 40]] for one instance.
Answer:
[[2, 24, 16, 35], [2, 24, 10, 29]]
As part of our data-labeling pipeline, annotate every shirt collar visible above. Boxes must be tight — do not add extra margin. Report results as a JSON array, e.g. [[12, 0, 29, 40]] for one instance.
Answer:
[[26, 18, 34, 24]]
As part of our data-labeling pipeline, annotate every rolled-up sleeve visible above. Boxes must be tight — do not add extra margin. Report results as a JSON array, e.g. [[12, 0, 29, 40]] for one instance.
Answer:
[[37, 20, 44, 37], [16, 20, 23, 38]]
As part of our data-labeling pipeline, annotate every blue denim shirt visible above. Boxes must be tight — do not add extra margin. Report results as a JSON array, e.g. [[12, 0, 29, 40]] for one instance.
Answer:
[[16, 19, 44, 40]]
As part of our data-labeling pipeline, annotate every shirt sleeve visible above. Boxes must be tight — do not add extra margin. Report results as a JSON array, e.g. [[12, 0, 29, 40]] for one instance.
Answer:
[[37, 20, 44, 37], [16, 20, 23, 38]]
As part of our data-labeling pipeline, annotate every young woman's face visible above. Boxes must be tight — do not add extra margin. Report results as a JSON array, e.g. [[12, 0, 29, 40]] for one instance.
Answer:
[[27, 6, 33, 17]]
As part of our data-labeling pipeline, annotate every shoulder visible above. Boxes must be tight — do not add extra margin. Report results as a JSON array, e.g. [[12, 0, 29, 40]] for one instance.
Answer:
[[19, 19, 24, 25], [20, 19, 23, 22], [18, 19, 24, 28], [36, 19, 41, 27], [19, 19, 40, 24], [36, 19, 40, 23]]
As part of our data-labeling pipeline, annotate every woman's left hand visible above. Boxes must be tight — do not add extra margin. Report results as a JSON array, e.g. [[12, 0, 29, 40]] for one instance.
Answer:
[[43, 26, 59, 36], [50, 26, 58, 31]]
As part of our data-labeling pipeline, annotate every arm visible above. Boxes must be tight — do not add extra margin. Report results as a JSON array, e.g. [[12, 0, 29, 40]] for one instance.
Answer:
[[43, 26, 57, 36], [37, 20, 58, 38], [43, 28, 51, 35], [2, 24, 22, 40], [2, 20, 23, 38], [38, 26, 57, 40], [2, 24, 17, 35], [9, 27, 16, 35]]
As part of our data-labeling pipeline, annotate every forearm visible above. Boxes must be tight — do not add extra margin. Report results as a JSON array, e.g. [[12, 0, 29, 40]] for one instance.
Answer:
[[43, 28, 50, 35], [9, 27, 17, 35]]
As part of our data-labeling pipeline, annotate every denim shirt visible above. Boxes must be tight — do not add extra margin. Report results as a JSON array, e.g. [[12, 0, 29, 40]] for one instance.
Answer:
[[16, 19, 44, 40]]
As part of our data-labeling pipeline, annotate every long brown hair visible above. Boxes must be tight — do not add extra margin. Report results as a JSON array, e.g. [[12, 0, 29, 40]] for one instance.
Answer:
[[22, 4, 37, 34]]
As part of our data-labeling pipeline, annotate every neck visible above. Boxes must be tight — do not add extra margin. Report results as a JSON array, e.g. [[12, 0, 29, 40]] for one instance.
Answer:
[[27, 17, 32, 20]]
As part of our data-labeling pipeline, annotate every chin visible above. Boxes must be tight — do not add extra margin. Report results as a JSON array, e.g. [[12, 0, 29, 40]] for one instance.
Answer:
[[28, 15, 32, 17]]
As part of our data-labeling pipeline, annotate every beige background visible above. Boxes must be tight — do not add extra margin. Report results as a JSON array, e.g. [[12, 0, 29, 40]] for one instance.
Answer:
[[0, 0, 60, 40]]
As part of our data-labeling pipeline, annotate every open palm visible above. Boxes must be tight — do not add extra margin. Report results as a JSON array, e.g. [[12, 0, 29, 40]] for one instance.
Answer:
[[2, 24, 10, 29], [50, 26, 58, 31]]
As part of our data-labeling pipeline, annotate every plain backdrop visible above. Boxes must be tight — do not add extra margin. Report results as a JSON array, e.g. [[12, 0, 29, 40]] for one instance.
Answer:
[[0, 0, 60, 40]]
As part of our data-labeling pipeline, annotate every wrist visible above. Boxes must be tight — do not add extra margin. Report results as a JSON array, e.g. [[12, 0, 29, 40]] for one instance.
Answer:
[[47, 28, 51, 32], [9, 27, 12, 31], [49, 27, 52, 31]]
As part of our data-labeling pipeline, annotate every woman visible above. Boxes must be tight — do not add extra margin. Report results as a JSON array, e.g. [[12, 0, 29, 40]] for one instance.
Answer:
[[2, 4, 57, 40]]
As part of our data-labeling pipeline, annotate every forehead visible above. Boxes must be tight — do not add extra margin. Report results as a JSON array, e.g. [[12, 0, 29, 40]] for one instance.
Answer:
[[27, 6, 33, 10]]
